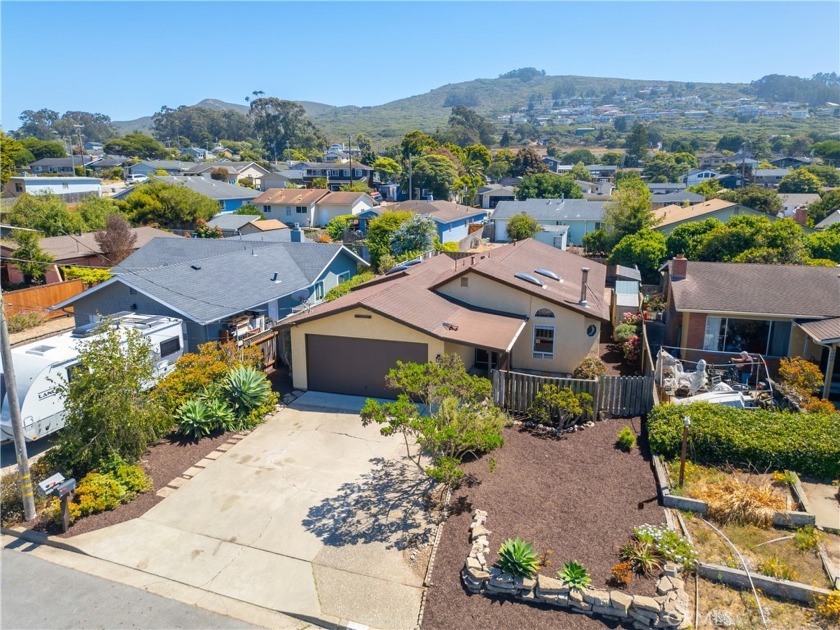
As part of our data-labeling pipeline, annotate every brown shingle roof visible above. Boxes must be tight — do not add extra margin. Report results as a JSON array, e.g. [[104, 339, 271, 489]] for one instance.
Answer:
[[252, 188, 329, 205], [4, 227, 180, 263], [249, 219, 288, 232], [653, 199, 749, 228], [317, 191, 373, 206], [669, 261, 840, 318], [797, 317, 840, 344]]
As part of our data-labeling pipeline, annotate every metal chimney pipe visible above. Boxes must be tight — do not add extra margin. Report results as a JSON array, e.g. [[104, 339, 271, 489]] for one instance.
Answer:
[[579, 267, 589, 306]]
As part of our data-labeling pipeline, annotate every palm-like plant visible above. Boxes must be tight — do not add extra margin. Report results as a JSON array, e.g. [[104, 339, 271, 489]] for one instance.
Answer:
[[223, 366, 270, 416], [558, 560, 591, 589], [176, 399, 213, 439], [204, 396, 238, 432], [497, 537, 540, 578]]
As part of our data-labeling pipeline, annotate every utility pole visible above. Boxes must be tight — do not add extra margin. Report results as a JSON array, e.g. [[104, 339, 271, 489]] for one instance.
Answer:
[[74, 124, 84, 173], [0, 297, 36, 521], [408, 154, 413, 201], [348, 135, 352, 189]]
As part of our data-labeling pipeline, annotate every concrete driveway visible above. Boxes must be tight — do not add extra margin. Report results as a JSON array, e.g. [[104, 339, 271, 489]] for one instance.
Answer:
[[65, 393, 435, 629]]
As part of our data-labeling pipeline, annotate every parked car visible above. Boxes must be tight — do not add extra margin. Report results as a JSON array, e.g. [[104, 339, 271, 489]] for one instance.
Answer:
[[125, 174, 148, 185]]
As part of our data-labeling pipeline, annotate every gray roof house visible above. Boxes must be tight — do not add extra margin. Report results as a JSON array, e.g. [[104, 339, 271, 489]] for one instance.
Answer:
[[155, 176, 260, 212], [816, 210, 840, 230], [52, 235, 368, 351], [29, 156, 96, 174], [492, 198, 607, 247], [650, 191, 706, 209], [127, 161, 192, 176]]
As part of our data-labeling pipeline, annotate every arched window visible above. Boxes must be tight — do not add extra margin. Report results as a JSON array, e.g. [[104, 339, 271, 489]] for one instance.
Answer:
[[535, 308, 555, 318]]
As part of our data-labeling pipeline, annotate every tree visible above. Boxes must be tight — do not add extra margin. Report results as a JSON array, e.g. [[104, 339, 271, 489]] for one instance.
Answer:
[[103, 133, 168, 159], [696, 215, 808, 264], [805, 225, 840, 263], [802, 165, 840, 188], [516, 173, 583, 200], [811, 140, 840, 165], [778, 169, 822, 194], [464, 144, 492, 169], [367, 210, 414, 269], [356, 133, 377, 166], [624, 123, 649, 167], [510, 147, 547, 177], [687, 180, 721, 198], [7, 193, 86, 236], [500, 129, 512, 147], [486, 148, 516, 181], [10, 230, 54, 284], [719, 186, 783, 215], [582, 228, 610, 254], [716, 133, 746, 153], [408, 154, 458, 201], [604, 180, 657, 243], [193, 218, 224, 239], [117, 180, 218, 228], [96, 214, 138, 265], [400, 130, 439, 158], [372, 157, 401, 182], [561, 149, 597, 165], [806, 190, 840, 226], [446, 106, 495, 147], [19, 137, 66, 160], [569, 161, 591, 182], [506, 212, 540, 240], [600, 152, 624, 166], [665, 218, 723, 259], [50, 319, 164, 477], [643, 153, 692, 183], [208, 167, 228, 182], [76, 196, 120, 231], [0, 132, 31, 183], [390, 214, 436, 256], [234, 204, 264, 219], [609, 230, 667, 281], [360, 355, 506, 489], [16, 109, 60, 139], [248, 97, 324, 158]]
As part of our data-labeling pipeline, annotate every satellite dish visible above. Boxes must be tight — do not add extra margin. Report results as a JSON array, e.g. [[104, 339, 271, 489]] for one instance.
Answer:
[[291, 289, 310, 303]]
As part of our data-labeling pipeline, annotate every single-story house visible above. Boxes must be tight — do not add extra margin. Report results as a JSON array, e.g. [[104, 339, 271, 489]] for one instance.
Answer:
[[183, 161, 270, 187], [251, 188, 330, 227], [713, 173, 748, 189], [778, 193, 821, 217], [282, 239, 609, 397], [260, 170, 305, 190], [87, 156, 132, 172], [302, 163, 375, 190], [492, 198, 607, 246], [83, 141, 104, 153], [752, 169, 791, 188], [127, 161, 192, 177], [652, 199, 764, 234], [3, 176, 101, 202], [816, 210, 840, 230], [476, 185, 516, 209], [207, 213, 267, 237], [52, 234, 368, 352], [2, 227, 179, 285], [770, 156, 813, 169], [180, 147, 210, 160], [154, 176, 260, 212], [650, 191, 706, 209], [312, 192, 376, 227], [648, 183, 687, 195], [387, 200, 488, 244], [28, 156, 96, 174], [682, 169, 720, 187], [696, 153, 728, 168], [239, 219, 288, 236], [661, 256, 840, 397]]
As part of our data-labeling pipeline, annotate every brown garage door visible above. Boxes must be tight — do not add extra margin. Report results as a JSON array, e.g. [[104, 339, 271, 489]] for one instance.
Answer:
[[305, 334, 428, 398]]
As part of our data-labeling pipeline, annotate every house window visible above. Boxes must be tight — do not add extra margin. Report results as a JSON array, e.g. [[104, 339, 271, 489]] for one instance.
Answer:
[[286, 207, 292, 216], [128, 288, 138, 295], [263, 205, 272, 213], [14, 183, 23, 193], [460, 277, 469, 287], [475, 348, 499, 371], [159, 337, 181, 358], [314, 282, 325, 301], [296, 206, 307, 214], [702, 317, 791, 356], [337, 271, 351, 284], [535, 308, 555, 318], [533, 325, 555, 359]]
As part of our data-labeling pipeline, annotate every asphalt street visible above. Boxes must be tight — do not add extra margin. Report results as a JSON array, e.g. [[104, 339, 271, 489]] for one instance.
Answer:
[[1, 549, 254, 629]]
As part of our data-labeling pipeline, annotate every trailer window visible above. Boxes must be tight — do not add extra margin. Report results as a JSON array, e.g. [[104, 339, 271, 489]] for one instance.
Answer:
[[66, 364, 82, 383], [159, 337, 181, 357]]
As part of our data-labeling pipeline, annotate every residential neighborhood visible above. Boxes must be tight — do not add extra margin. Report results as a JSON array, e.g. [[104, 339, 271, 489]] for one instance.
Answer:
[[1, 3, 839, 630]]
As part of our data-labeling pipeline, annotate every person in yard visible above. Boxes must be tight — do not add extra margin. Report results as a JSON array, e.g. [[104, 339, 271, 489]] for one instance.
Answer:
[[731, 350, 757, 385]]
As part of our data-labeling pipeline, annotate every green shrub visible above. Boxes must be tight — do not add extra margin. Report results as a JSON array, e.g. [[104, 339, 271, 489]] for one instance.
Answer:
[[324, 271, 374, 301], [203, 395, 238, 432], [223, 366, 271, 416], [557, 561, 591, 589], [6, 311, 46, 333], [613, 323, 637, 343], [176, 399, 214, 439], [497, 537, 540, 578], [757, 556, 797, 581], [620, 540, 662, 576], [528, 385, 593, 427], [793, 525, 825, 553], [100, 454, 152, 495], [573, 356, 606, 380], [61, 266, 113, 284], [240, 390, 279, 428], [632, 524, 697, 570], [648, 403, 840, 479], [0, 461, 51, 527], [616, 426, 636, 451]]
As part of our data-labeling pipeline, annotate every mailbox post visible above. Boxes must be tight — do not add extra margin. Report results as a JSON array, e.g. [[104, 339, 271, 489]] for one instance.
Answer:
[[36, 474, 77, 532]]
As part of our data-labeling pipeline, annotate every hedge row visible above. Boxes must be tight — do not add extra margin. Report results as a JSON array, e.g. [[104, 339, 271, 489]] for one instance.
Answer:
[[647, 403, 840, 479]]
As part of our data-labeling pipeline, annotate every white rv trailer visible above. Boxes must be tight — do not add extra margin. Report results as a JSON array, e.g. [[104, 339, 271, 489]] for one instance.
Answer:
[[0, 313, 185, 442]]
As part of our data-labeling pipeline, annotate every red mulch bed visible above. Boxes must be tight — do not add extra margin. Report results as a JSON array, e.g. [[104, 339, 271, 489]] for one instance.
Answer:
[[599, 323, 638, 377], [33, 431, 232, 538], [421, 420, 665, 630]]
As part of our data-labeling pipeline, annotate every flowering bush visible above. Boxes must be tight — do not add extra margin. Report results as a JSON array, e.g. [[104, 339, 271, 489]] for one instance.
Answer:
[[622, 312, 642, 326], [573, 356, 606, 380], [633, 524, 698, 570], [622, 335, 641, 362]]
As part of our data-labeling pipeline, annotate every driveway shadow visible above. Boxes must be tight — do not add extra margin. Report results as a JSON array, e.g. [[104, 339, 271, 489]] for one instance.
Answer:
[[302, 457, 436, 551]]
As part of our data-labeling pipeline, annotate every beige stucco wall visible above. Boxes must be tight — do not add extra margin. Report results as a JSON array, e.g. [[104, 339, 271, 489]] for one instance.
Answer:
[[437, 272, 601, 374], [289, 307, 444, 390]]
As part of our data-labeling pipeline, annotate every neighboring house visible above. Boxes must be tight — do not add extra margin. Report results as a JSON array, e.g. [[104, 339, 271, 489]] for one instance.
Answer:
[[282, 239, 609, 397], [575, 180, 613, 196], [180, 147, 209, 160], [88, 156, 132, 172], [83, 141, 104, 153], [647, 183, 687, 195], [184, 161, 270, 187], [492, 198, 607, 246], [3, 176, 101, 202], [661, 257, 840, 397], [778, 193, 821, 217], [52, 235, 368, 352], [752, 169, 791, 188], [816, 210, 840, 230], [260, 170, 305, 190], [477, 185, 516, 209], [251, 188, 329, 227], [652, 199, 765, 235], [238, 219, 288, 236], [302, 163, 375, 190], [29, 156, 96, 174], [312, 192, 376, 227], [697, 152, 728, 168], [127, 161, 192, 176], [713, 173, 748, 189], [770, 156, 813, 169], [1, 227, 179, 285], [682, 169, 720, 186], [388, 200, 489, 244], [207, 213, 264, 237], [650, 191, 705, 209], [154, 176, 260, 212]]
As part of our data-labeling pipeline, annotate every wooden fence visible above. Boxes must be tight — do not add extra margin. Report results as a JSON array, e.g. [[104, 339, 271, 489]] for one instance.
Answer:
[[3, 279, 85, 319], [492, 369, 654, 418]]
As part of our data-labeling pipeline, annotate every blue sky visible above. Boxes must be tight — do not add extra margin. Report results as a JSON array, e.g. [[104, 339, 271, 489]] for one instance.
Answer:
[[2, 1, 839, 126]]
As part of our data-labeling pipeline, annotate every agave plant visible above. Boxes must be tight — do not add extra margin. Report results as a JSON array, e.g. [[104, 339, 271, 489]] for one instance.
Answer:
[[497, 537, 540, 578], [223, 366, 270, 416], [620, 540, 662, 576], [558, 560, 591, 589], [204, 396, 238, 433], [176, 399, 213, 440]]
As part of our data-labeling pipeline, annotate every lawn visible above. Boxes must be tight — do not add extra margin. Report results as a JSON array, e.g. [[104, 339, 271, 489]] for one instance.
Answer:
[[421, 419, 665, 630]]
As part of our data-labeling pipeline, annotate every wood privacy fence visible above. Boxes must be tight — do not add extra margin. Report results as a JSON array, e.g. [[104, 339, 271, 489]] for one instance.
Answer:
[[492, 369, 654, 418], [3, 280, 85, 319]]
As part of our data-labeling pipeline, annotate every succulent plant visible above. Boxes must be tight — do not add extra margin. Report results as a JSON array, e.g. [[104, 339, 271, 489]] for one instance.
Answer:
[[497, 537, 540, 578], [558, 560, 591, 589], [176, 399, 213, 439], [223, 366, 270, 416]]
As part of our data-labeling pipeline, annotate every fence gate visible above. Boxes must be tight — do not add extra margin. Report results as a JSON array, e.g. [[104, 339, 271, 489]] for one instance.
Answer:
[[597, 375, 654, 417]]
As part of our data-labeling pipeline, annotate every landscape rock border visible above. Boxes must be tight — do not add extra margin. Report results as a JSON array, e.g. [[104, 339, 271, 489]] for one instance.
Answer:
[[461, 509, 691, 629]]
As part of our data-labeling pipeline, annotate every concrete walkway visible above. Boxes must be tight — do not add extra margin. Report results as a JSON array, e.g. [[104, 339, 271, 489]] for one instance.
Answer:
[[52, 394, 433, 630]]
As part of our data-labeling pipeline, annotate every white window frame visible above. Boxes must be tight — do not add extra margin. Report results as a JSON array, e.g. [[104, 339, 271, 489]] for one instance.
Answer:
[[314, 281, 325, 301], [337, 271, 351, 284], [532, 325, 555, 360]]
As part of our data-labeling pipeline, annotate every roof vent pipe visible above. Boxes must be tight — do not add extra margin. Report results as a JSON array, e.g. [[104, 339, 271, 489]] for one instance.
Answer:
[[579, 267, 589, 306]]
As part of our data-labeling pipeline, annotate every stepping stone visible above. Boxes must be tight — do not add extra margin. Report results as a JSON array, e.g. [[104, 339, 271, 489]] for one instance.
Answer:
[[156, 486, 176, 498], [217, 443, 234, 452], [168, 476, 189, 488], [205, 450, 223, 460], [182, 466, 203, 478], [194, 458, 214, 468]]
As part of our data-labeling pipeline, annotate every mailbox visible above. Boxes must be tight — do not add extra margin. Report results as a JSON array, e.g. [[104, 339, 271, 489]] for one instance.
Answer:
[[37, 473, 65, 497], [54, 479, 76, 498]]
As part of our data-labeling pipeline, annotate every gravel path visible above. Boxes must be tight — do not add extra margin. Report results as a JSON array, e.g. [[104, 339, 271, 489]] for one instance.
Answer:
[[422, 420, 665, 630]]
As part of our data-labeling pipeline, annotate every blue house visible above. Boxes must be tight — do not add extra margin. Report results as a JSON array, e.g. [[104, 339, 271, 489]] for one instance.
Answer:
[[384, 200, 488, 244], [52, 233, 368, 352], [155, 176, 260, 212], [492, 198, 608, 246]]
